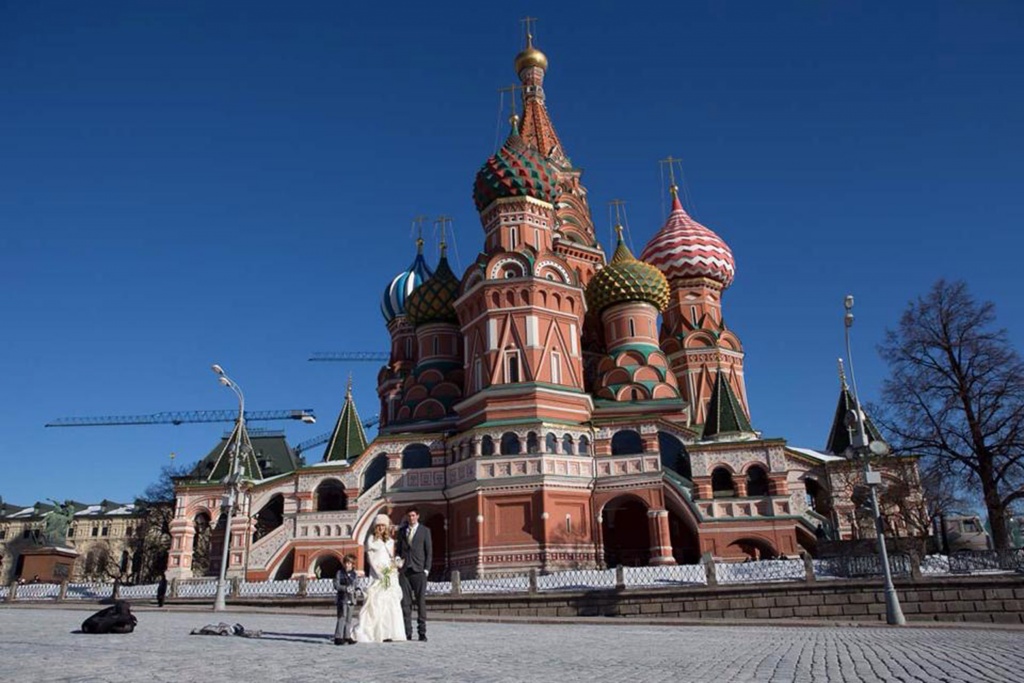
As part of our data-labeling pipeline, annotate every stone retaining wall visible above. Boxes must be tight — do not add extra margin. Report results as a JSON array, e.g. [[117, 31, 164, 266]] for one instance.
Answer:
[[426, 576, 1024, 624]]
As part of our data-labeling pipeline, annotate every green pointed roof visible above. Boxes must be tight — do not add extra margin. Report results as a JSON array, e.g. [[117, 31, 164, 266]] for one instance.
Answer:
[[323, 378, 368, 463], [702, 370, 753, 439], [191, 430, 298, 481], [825, 385, 885, 457]]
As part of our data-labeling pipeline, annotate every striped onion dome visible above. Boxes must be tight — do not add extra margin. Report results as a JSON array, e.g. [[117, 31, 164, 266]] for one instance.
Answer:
[[586, 227, 671, 314], [405, 247, 460, 327], [640, 187, 735, 288], [381, 240, 434, 323], [473, 118, 560, 212]]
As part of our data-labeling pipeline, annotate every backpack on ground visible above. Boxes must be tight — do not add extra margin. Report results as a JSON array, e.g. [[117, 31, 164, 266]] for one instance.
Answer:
[[81, 600, 137, 634]]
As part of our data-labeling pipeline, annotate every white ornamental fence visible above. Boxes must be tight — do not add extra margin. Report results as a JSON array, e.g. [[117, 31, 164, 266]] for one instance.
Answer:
[[4, 551, 1020, 604]]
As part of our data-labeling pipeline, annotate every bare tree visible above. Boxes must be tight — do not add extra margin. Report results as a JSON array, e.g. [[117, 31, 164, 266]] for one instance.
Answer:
[[876, 280, 1024, 549]]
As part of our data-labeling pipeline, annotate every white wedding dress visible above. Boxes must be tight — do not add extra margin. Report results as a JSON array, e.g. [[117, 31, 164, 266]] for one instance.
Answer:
[[354, 537, 406, 643]]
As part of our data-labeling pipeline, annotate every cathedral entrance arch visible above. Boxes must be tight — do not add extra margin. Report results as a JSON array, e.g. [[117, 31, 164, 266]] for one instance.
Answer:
[[312, 553, 341, 580], [664, 491, 701, 564], [729, 537, 778, 561], [600, 496, 650, 567]]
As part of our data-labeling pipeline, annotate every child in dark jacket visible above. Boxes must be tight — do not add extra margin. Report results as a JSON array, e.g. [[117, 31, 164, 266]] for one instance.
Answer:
[[333, 554, 361, 645]]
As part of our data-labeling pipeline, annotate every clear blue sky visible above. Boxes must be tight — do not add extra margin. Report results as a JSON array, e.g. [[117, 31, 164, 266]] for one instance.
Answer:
[[2, 1, 1022, 505]]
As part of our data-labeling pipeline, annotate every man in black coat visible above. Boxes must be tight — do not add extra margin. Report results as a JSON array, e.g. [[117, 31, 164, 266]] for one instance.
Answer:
[[396, 507, 432, 641]]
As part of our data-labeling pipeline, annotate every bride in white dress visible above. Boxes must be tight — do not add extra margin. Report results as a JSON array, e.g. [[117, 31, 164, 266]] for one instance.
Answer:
[[354, 513, 406, 643]]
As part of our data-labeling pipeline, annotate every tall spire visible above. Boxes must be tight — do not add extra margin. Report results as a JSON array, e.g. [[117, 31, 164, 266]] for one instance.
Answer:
[[825, 359, 885, 457], [515, 21, 564, 164], [322, 377, 368, 463], [702, 369, 754, 440]]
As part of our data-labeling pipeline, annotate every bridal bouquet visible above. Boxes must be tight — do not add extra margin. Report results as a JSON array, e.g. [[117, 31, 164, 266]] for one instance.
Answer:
[[381, 565, 393, 589]]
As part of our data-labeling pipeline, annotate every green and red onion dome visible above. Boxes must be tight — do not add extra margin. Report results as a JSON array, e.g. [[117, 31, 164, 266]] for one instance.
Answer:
[[473, 126, 560, 212]]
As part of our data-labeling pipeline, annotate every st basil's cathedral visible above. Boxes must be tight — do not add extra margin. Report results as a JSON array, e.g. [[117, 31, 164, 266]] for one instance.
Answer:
[[167, 32, 916, 582]]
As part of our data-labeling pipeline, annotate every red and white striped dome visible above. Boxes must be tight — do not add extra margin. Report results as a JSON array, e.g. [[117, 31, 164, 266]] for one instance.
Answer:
[[640, 189, 735, 288]]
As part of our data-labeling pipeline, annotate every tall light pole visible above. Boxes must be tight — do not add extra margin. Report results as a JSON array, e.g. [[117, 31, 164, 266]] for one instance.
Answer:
[[842, 296, 906, 626], [210, 363, 245, 612]]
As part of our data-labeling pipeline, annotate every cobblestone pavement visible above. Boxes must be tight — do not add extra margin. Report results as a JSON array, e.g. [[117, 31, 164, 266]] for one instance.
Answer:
[[1, 607, 1021, 682]]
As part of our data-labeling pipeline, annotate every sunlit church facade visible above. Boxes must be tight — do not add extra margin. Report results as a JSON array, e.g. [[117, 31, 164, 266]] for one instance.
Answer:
[[167, 33, 905, 582]]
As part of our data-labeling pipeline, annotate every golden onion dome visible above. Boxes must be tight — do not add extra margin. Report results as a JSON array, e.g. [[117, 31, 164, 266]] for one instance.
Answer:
[[586, 227, 671, 315], [514, 34, 548, 74]]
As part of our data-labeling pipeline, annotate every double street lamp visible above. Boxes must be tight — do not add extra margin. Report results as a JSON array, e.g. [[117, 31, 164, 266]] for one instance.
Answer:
[[210, 363, 246, 613], [842, 296, 906, 626]]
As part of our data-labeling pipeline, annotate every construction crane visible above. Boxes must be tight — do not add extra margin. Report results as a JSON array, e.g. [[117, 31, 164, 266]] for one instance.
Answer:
[[309, 351, 389, 362], [293, 416, 380, 457], [45, 409, 317, 428]]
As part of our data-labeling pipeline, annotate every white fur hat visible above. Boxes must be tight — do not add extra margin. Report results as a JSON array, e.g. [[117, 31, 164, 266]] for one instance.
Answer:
[[373, 513, 391, 527]]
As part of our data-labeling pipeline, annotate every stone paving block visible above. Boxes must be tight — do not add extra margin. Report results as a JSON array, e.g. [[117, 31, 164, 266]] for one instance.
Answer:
[[798, 595, 824, 606], [958, 589, 985, 601], [769, 607, 795, 618], [823, 594, 849, 605], [849, 593, 876, 604], [3, 608, 1024, 682], [985, 589, 1015, 600], [775, 596, 800, 607], [793, 606, 818, 617], [841, 604, 868, 616]]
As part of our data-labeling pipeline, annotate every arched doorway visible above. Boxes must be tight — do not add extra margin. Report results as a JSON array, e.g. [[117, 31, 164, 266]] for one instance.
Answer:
[[313, 553, 341, 580], [192, 512, 212, 576], [729, 537, 778, 561], [665, 494, 701, 564], [272, 549, 295, 581], [601, 496, 650, 567], [423, 512, 447, 579]]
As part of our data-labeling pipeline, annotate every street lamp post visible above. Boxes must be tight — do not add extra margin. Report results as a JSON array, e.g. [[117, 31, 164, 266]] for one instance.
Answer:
[[211, 363, 245, 612], [842, 296, 906, 626]]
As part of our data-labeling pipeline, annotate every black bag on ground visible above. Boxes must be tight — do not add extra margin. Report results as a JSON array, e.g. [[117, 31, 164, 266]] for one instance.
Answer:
[[81, 600, 137, 634]]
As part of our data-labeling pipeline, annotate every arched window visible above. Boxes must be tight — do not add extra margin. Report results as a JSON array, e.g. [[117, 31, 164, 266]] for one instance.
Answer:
[[746, 465, 770, 497], [562, 434, 574, 455], [658, 432, 691, 480], [526, 432, 540, 454], [362, 453, 388, 492], [500, 432, 520, 455], [611, 430, 643, 455], [711, 468, 735, 497], [402, 443, 432, 469], [578, 435, 590, 455], [315, 479, 348, 511], [481, 435, 495, 456], [545, 432, 558, 453]]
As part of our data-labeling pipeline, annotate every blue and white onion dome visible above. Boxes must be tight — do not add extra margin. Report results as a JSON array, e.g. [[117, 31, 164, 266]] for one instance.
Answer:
[[381, 239, 434, 323]]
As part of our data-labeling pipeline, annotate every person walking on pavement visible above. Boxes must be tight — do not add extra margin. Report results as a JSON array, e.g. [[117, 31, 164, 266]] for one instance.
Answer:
[[396, 507, 431, 641]]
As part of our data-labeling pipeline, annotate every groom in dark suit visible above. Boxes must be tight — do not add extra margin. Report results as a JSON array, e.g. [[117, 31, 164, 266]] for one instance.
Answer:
[[396, 507, 432, 641]]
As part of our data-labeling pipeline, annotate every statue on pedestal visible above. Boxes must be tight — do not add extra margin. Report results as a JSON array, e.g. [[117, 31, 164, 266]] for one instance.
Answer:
[[42, 499, 75, 548]]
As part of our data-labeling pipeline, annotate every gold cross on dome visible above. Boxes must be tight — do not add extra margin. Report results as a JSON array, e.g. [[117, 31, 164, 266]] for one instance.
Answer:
[[659, 156, 682, 187], [520, 16, 538, 44]]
